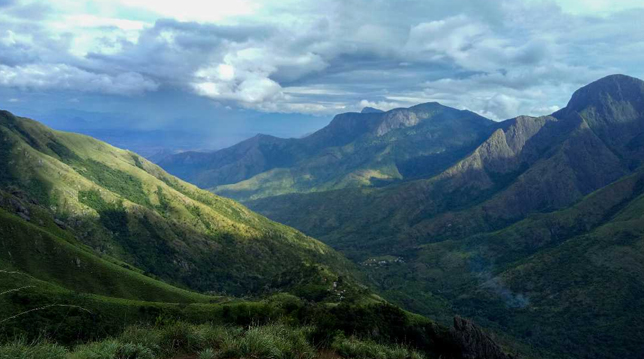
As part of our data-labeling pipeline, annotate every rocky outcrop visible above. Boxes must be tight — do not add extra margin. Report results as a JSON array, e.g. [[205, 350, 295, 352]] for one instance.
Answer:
[[451, 316, 518, 359], [375, 109, 420, 136]]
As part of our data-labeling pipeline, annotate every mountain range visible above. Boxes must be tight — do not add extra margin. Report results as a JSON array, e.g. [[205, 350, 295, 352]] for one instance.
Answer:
[[159, 74, 644, 359], [159, 102, 496, 201], [0, 109, 522, 359]]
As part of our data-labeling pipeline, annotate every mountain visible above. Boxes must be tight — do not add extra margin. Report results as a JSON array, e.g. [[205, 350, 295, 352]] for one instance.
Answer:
[[189, 74, 644, 359], [0, 110, 520, 359], [0, 109, 360, 299], [361, 106, 385, 113], [159, 102, 496, 201]]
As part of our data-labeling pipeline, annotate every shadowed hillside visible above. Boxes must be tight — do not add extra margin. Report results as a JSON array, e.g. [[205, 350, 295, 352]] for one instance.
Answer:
[[236, 75, 644, 359]]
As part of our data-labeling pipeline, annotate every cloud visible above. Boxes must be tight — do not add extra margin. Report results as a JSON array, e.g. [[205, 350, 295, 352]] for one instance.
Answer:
[[0, 0, 643, 119], [0, 64, 158, 95], [358, 99, 402, 112], [405, 14, 552, 72]]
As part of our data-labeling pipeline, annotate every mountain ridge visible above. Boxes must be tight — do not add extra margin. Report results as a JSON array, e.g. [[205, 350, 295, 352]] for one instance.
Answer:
[[0, 109, 523, 359], [225, 74, 644, 359], [160, 101, 496, 201]]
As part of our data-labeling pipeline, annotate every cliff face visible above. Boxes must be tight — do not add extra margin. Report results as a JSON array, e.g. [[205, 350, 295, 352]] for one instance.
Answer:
[[451, 317, 518, 359]]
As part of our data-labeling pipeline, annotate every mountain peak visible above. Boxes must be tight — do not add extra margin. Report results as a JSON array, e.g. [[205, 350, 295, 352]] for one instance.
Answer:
[[409, 101, 442, 110], [565, 74, 644, 113], [361, 107, 384, 114]]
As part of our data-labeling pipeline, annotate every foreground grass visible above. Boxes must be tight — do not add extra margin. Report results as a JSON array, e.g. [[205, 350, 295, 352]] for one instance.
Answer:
[[0, 322, 426, 359]]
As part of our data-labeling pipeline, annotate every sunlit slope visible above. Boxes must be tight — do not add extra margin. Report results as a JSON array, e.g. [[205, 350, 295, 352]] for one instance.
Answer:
[[0, 110, 356, 296], [0, 207, 216, 303]]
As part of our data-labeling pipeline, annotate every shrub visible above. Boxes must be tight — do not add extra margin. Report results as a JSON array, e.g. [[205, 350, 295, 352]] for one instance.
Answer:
[[218, 324, 315, 359], [194, 324, 238, 349], [0, 340, 67, 359], [68, 339, 154, 359], [198, 348, 217, 359], [332, 337, 425, 359], [157, 321, 205, 354], [118, 326, 161, 351]]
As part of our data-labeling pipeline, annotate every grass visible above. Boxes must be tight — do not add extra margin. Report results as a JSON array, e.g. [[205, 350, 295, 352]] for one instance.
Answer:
[[0, 322, 428, 359], [332, 337, 425, 359], [0, 207, 216, 303], [0, 267, 456, 357], [0, 340, 67, 359]]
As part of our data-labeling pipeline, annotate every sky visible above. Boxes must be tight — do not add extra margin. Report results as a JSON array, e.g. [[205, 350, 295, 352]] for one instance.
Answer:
[[0, 0, 643, 152]]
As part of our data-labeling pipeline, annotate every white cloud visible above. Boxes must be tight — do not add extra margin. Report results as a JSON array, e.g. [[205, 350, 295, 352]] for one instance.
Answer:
[[358, 99, 402, 112], [405, 15, 549, 72], [192, 67, 283, 104], [0, 0, 643, 118], [543, 0, 644, 15], [0, 64, 158, 95]]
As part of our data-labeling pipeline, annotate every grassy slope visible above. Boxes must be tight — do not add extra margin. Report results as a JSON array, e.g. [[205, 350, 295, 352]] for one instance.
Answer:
[[0, 267, 460, 359], [0, 110, 357, 297], [0, 208, 216, 303]]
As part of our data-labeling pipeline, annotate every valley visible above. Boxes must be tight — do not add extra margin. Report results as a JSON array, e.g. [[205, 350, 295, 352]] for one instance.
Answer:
[[162, 75, 644, 359]]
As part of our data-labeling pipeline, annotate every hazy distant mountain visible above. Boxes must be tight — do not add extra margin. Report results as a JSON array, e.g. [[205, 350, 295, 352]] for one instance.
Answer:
[[160, 102, 496, 201], [180, 74, 644, 359]]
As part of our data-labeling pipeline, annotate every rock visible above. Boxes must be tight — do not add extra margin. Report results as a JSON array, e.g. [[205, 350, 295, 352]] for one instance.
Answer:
[[18, 212, 31, 222], [451, 316, 518, 359], [10, 198, 29, 216], [54, 218, 67, 229], [375, 109, 420, 136]]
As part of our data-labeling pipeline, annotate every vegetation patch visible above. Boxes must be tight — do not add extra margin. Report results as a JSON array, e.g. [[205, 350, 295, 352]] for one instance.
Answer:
[[0, 322, 429, 359], [74, 160, 151, 208]]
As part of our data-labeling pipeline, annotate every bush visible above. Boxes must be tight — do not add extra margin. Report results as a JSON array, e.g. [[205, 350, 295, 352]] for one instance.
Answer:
[[156, 321, 205, 355], [0, 340, 67, 359], [332, 337, 425, 359], [194, 324, 238, 350], [68, 339, 154, 359], [0, 322, 428, 359], [217, 324, 315, 359], [198, 348, 216, 359]]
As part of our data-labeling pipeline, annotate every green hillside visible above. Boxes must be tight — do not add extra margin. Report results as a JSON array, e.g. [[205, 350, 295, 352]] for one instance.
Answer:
[[0, 206, 217, 303], [371, 169, 644, 358], [239, 75, 644, 359], [0, 109, 356, 298]]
